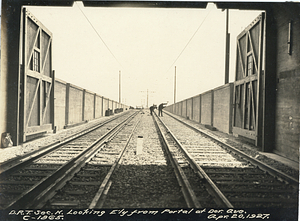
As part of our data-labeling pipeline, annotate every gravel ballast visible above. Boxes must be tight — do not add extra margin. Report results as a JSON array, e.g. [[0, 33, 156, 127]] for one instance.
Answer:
[[103, 111, 186, 208]]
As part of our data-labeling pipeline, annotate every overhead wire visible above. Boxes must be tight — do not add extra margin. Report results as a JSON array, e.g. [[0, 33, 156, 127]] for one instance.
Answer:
[[166, 7, 213, 73], [75, 2, 123, 69], [76, 2, 213, 89], [76, 2, 212, 74]]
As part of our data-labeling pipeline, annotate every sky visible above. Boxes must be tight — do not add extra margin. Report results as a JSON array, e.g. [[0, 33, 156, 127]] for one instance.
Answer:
[[25, 2, 263, 107]]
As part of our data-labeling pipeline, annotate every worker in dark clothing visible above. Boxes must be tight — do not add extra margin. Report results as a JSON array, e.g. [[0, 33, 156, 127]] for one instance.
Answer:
[[158, 102, 168, 117], [149, 105, 157, 116]]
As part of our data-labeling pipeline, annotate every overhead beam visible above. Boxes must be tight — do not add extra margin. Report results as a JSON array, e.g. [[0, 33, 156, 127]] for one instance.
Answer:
[[20, 0, 208, 8], [15, 1, 298, 10], [82, 1, 208, 8], [18, 1, 291, 10], [215, 2, 270, 10], [21, 0, 74, 6]]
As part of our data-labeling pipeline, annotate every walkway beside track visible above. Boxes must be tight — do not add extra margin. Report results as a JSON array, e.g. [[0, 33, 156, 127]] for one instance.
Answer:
[[164, 111, 299, 172], [0, 112, 127, 164]]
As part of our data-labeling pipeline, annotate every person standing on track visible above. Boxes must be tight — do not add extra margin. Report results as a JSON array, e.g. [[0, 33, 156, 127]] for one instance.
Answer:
[[158, 102, 168, 117], [149, 105, 157, 116]]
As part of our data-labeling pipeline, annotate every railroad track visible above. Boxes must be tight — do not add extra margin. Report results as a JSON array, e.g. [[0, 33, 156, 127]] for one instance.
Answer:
[[0, 110, 140, 209], [41, 109, 193, 209], [100, 111, 188, 209], [0, 112, 133, 173], [43, 112, 143, 209], [1, 108, 297, 210], [152, 112, 220, 208], [155, 111, 298, 208]]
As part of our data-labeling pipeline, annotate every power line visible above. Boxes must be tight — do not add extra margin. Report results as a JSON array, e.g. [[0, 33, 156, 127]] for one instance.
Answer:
[[166, 7, 213, 72], [75, 2, 123, 68]]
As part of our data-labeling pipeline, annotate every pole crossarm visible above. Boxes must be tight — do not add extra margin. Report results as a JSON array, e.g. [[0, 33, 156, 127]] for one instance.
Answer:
[[140, 89, 155, 108]]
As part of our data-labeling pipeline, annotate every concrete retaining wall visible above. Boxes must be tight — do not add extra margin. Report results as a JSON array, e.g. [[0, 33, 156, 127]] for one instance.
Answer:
[[213, 84, 233, 134], [54, 78, 128, 132], [187, 98, 193, 120], [182, 100, 187, 118], [95, 95, 103, 119], [103, 98, 109, 113], [192, 95, 201, 123], [201, 90, 213, 126], [165, 83, 233, 134], [85, 90, 95, 121], [68, 84, 83, 125], [54, 79, 67, 131]]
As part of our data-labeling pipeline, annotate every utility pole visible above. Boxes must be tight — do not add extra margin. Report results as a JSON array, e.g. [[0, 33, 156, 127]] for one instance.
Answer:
[[119, 71, 121, 103], [140, 89, 155, 108], [147, 89, 149, 108], [174, 66, 177, 104], [224, 9, 230, 84]]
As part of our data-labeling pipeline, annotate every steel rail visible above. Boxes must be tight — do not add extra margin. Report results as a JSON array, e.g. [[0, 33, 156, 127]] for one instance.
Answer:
[[31, 111, 140, 209], [0, 112, 133, 176], [153, 113, 202, 208], [157, 113, 233, 208], [165, 111, 299, 186], [89, 115, 142, 209], [5, 111, 140, 209]]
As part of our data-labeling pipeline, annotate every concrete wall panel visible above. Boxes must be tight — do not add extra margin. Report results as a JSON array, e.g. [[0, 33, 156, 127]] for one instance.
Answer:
[[192, 95, 201, 123], [68, 85, 83, 125], [54, 80, 66, 131], [112, 101, 117, 111], [187, 98, 193, 119], [201, 91, 212, 125], [213, 84, 233, 133], [109, 100, 113, 110], [165, 105, 172, 112], [103, 98, 108, 113], [182, 100, 187, 118], [172, 104, 175, 113], [173, 104, 176, 113], [84, 91, 94, 121], [177, 102, 182, 116], [174, 103, 178, 115], [95, 95, 103, 118], [175, 103, 181, 115]]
